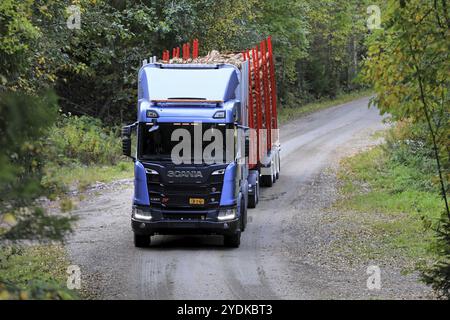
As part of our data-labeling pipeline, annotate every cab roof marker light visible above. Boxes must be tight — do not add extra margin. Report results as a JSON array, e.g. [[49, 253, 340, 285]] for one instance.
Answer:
[[212, 169, 225, 175], [213, 111, 226, 119], [145, 168, 159, 175], [146, 110, 159, 118]]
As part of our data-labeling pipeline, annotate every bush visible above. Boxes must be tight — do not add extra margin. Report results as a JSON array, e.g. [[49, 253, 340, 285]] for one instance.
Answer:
[[46, 115, 122, 166], [0, 90, 57, 205], [384, 121, 441, 194]]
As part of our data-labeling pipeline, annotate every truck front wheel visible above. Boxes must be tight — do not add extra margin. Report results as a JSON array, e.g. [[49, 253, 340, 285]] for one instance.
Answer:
[[241, 199, 247, 231], [224, 231, 241, 248], [134, 233, 151, 248]]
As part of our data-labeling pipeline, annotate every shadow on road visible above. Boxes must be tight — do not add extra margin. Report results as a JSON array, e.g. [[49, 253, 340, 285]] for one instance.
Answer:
[[140, 234, 234, 250]]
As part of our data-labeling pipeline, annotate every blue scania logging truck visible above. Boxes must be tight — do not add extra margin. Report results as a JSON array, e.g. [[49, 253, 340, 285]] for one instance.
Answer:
[[122, 38, 280, 248]]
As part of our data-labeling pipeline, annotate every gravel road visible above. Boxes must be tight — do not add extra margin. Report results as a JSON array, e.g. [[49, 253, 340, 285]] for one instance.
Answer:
[[66, 97, 433, 299]]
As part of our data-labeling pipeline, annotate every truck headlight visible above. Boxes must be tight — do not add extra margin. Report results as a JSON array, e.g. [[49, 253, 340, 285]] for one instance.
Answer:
[[217, 208, 236, 221], [132, 206, 152, 221]]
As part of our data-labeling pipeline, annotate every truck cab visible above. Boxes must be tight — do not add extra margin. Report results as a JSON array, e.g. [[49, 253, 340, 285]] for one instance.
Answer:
[[122, 63, 251, 247]]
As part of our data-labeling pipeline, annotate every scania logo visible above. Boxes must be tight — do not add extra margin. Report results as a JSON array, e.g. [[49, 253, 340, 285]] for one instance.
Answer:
[[167, 170, 203, 178]]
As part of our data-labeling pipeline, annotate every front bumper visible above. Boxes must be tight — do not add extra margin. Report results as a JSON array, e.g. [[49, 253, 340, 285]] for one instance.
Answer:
[[131, 207, 239, 236]]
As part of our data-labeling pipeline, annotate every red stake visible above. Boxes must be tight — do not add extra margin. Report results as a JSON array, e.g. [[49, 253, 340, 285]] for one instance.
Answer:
[[245, 50, 254, 129], [162, 50, 169, 61], [260, 40, 271, 151], [193, 39, 199, 59], [252, 47, 263, 164], [267, 36, 278, 132]]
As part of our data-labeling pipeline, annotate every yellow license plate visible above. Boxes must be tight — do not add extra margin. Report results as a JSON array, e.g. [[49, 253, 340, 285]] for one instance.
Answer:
[[189, 198, 205, 205]]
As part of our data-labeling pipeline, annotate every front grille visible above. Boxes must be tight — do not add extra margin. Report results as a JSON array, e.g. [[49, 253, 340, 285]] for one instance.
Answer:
[[147, 179, 223, 210]]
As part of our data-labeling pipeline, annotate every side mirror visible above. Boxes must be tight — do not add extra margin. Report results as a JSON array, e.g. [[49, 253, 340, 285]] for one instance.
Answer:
[[122, 136, 132, 158], [122, 123, 136, 159], [233, 102, 242, 123], [122, 125, 132, 137]]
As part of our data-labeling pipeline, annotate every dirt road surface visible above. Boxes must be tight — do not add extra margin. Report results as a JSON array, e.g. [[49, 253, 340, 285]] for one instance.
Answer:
[[67, 97, 433, 299]]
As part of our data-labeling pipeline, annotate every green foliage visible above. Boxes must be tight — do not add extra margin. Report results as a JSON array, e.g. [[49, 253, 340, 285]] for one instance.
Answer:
[[1, 0, 371, 121], [0, 245, 79, 300], [0, 89, 76, 299], [0, 90, 74, 241], [340, 126, 443, 220], [0, 90, 57, 205], [337, 125, 442, 269], [0, 0, 40, 90], [47, 115, 122, 166], [362, 0, 449, 297], [301, 0, 370, 99], [423, 217, 450, 299], [37, 114, 127, 194], [363, 1, 449, 126], [41, 161, 133, 196]]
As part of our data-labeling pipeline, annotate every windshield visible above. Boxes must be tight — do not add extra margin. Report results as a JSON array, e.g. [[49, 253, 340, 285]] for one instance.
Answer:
[[139, 123, 235, 164]]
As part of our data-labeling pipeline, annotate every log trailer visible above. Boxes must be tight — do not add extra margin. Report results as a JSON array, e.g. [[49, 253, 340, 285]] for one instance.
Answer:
[[122, 37, 280, 248]]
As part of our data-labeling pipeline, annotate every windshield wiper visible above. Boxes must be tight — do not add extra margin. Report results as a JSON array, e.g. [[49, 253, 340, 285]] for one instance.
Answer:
[[151, 98, 223, 104], [167, 97, 206, 100]]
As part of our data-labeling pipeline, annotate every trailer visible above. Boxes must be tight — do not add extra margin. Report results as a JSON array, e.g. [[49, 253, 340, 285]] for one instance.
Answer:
[[122, 37, 280, 248]]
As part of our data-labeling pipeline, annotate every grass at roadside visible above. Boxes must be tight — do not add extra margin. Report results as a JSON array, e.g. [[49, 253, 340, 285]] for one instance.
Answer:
[[278, 89, 373, 124], [0, 245, 79, 300], [42, 161, 133, 195], [334, 142, 441, 270]]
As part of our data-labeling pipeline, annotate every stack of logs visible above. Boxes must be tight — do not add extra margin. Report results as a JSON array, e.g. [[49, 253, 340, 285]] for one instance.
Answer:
[[160, 38, 278, 155], [163, 50, 245, 68]]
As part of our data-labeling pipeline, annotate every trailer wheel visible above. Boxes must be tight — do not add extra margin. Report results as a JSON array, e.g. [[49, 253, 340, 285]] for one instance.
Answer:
[[276, 154, 280, 180], [255, 174, 261, 207], [248, 193, 257, 208], [248, 190, 257, 208], [134, 234, 151, 248], [224, 231, 241, 248], [261, 172, 273, 187]]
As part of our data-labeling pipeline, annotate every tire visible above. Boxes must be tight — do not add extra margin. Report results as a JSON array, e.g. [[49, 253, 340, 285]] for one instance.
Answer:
[[255, 180, 260, 205], [224, 231, 241, 248], [241, 199, 247, 231], [248, 191, 257, 208], [134, 233, 151, 248], [276, 155, 280, 180], [261, 172, 273, 187]]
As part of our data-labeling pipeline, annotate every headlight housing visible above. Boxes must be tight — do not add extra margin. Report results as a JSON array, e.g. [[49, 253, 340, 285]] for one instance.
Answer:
[[132, 206, 152, 221], [211, 168, 225, 175], [145, 168, 159, 175], [217, 207, 236, 221]]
